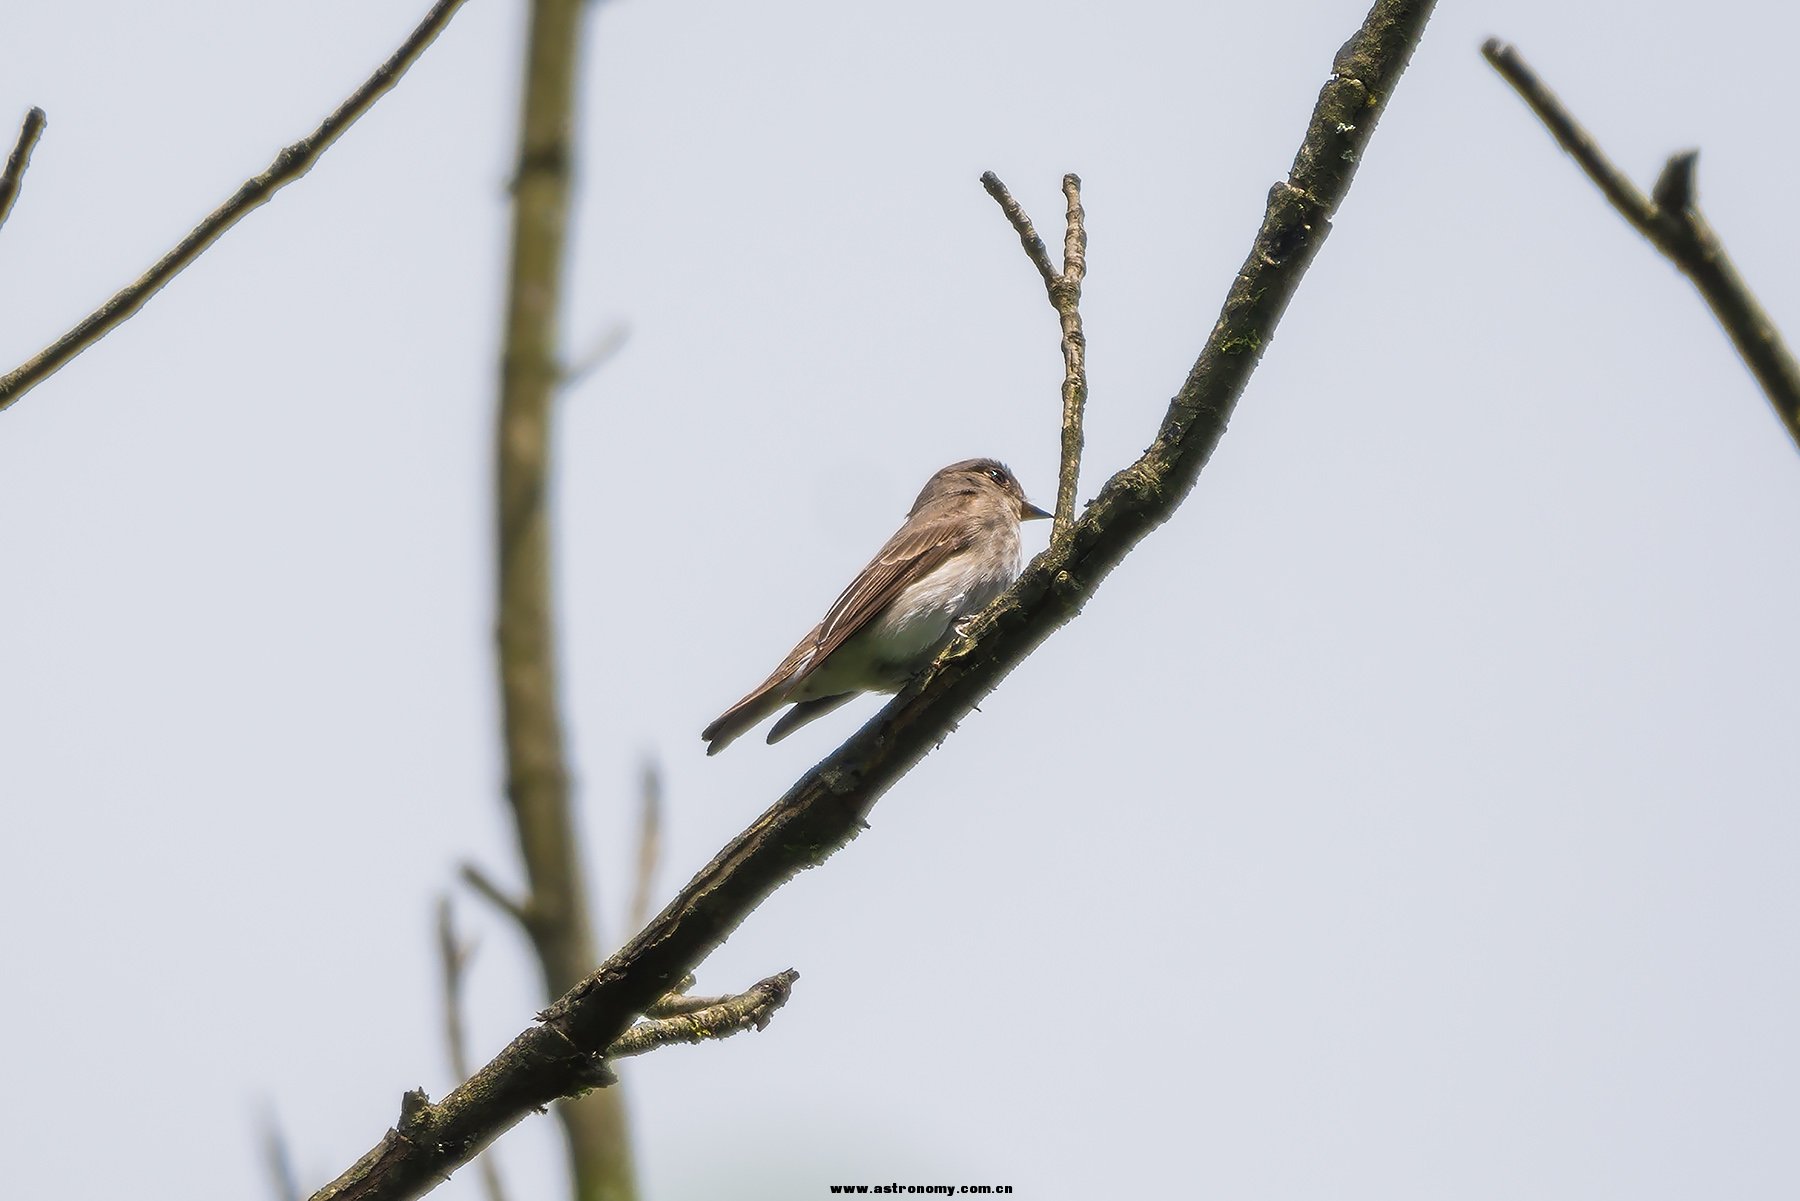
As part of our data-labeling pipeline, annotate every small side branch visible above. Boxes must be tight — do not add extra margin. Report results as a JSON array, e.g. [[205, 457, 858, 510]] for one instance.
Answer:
[[435, 900, 511, 1201], [0, 0, 475, 412], [459, 862, 534, 933], [0, 107, 47, 238], [626, 761, 663, 934], [608, 971, 799, 1059], [1483, 38, 1800, 454], [979, 173, 1058, 289], [980, 171, 1090, 537]]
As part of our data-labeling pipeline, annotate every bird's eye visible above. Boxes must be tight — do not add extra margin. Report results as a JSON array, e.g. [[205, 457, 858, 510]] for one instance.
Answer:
[[986, 467, 1006, 484]]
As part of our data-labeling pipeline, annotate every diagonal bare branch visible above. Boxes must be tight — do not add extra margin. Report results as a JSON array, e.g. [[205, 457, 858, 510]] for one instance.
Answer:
[[0, 0, 475, 413], [0, 107, 47, 239], [1483, 38, 1800, 454], [307, 3, 1436, 1197]]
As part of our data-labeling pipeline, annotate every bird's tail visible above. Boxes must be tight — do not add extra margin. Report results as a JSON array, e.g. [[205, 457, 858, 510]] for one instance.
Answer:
[[701, 686, 790, 755], [765, 693, 856, 745], [703, 626, 826, 755]]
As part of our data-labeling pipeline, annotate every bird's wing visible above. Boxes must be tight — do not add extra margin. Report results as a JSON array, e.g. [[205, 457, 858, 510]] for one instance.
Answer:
[[802, 516, 971, 677], [701, 513, 967, 755]]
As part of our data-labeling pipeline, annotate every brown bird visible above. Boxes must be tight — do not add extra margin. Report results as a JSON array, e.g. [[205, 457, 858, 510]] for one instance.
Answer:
[[702, 458, 1050, 754]]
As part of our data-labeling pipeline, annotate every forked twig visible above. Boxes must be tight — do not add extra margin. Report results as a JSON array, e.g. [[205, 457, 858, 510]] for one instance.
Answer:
[[981, 171, 1089, 536]]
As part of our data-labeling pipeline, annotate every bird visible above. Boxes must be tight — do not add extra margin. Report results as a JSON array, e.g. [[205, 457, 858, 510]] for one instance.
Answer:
[[702, 458, 1050, 754]]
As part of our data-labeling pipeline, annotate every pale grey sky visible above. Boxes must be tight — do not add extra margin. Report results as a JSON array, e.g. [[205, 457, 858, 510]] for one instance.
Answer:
[[2, 2, 1797, 1198]]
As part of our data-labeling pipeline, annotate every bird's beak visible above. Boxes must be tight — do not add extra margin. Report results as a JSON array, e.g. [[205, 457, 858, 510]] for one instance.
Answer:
[[1022, 498, 1052, 521]]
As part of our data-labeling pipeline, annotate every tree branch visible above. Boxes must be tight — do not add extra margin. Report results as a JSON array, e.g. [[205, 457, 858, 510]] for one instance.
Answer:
[[490, 1, 636, 1199], [0, 106, 47, 239], [307, 2, 1436, 1197], [1482, 38, 1800, 454], [980, 172, 1089, 537], [0, 0, 473, 413]]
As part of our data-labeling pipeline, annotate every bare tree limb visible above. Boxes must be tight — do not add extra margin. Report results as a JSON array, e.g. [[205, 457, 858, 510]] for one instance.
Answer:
[[0, 0, 474, 413], [1482, 38, 1800, 454], [490, 0, 636, 1198], [436, 900, 511, 1201], [980, 172, 1089, 538], [307, 2, 1436, 1197], [608, 971, 798, 1059], [626, 762, 662, 935], [0, 107, 47, 239]]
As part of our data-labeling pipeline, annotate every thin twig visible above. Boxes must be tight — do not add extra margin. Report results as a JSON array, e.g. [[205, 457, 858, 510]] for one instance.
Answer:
[[435, 900, 512, 1201], [979, 171, 1059, 290], [1480, 41, 1655, 226], [459, 862, 533, 932], [626, 761, 663, 934], [0, 107, 47, 238], [257, 1103, 303, 1201], [309, 3, 1435, 1196], [1483, 38, 1800, 453], [435, 899, 476, 1077], [608, 971, 798, 1059], [0, 0, 474, 412], [980, 171, 1090, 538]]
